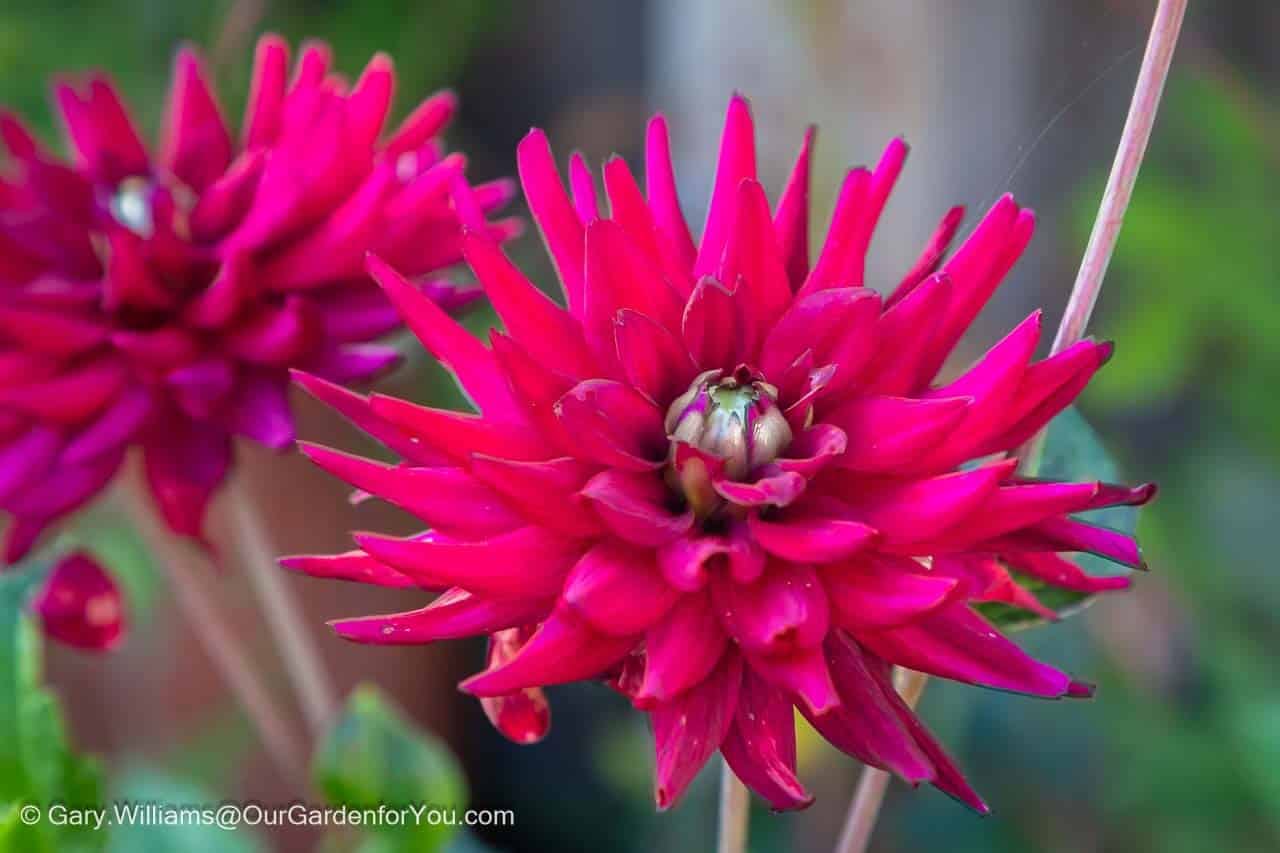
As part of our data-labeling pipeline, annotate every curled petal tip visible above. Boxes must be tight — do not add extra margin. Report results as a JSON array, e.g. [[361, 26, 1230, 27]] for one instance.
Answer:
[[519, 127, 549, 147], [1066, 680, 1096, 699], [1096, 575, 1133, 591]]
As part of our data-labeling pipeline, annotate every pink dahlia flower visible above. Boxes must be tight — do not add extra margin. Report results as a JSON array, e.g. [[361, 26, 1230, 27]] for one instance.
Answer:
[[292, 96, 1153, 812], [0, 35, 513, 560]]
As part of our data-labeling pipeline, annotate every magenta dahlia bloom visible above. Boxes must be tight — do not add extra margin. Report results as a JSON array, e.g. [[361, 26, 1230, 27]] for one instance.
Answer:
[[292, 96, 1153, 812], [0, 36, 513, 560]]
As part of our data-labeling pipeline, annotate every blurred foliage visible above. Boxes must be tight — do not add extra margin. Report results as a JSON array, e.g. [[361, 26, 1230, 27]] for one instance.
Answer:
[[1084, 75, 1280, 456], [0, 563, 104, 853], [0, 0, 507, 149], [104, 769, 266, 853], [314, 685, 468, 853], [1072, 71, 1280, 853]]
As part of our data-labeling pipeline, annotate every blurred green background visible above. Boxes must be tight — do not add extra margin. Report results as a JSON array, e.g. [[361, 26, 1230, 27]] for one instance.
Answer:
[[1, 0, 1275, 851]]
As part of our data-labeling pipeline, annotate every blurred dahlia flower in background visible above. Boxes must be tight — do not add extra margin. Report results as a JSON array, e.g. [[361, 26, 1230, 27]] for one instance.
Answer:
[[292, 95, 1153, 812], [0, 34, 514, 582]]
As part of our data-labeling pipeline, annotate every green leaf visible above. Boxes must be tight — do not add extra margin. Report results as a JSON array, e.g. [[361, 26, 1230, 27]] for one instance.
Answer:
[[104, 769, 266, 853], [314, 685, 467, 853], [0, 563, 105, 853], [976, 407, 1139, 632]]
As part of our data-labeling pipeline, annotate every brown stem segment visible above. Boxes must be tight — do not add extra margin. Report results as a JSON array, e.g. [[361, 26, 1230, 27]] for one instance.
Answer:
[[119, 468, 307, 785], [228, 476, 339, 739], [717, 758, 751, 853]]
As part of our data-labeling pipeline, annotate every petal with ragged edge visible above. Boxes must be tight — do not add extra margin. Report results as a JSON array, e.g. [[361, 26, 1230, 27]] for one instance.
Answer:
[[720, 670, 812, 811], [651, 651, 742, 810]]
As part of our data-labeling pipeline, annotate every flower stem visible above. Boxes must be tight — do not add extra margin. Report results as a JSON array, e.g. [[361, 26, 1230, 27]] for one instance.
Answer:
[[119, 471, 306, 785], [1017, 0, 1188, 464], [834, 3, 1187, 851], [228, 476, 339, 739], [835, 668, 929, 853], [717, 758, 751, 853]]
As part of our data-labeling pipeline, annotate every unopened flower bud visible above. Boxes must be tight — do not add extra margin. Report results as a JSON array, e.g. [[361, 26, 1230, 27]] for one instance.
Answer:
[[665, 366, 793, 481]]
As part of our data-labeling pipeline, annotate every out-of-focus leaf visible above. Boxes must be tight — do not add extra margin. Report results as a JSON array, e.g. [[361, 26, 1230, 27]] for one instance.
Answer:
[[0, 564, 105, 853], [1082, 77, 1280, 460], [104, 769, 265, 853], [314, 685, 466, 853], [977, 407, 1137, 631]]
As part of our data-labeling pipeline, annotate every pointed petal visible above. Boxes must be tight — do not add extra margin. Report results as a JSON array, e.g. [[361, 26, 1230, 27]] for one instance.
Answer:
[[0, 358, 127, 425], [857, 604, 1075, 697], [553, 380, 666, 471], [773, 126, 814, 289], [279, 549, 417, 588], [644, 114, 696, 276], [366, 253, 519, 418], [823, 555, 960, 630], [682, 276, 742, 370], [801, 632, 933, 782], [299, 444, 522, 535], [615, 308, 698, 406], [563, 541, 680, 635], [652, 651, 742, 810], [142, 422, 230, 541], [1000, 551, 1131, 594], [330, 588, 551, 644], [62, 385, 154, 464], [369, 394, 551, 462], [888, 205, 965, 306], [694, 94, 756, 277], [637, 591, 728, 705], [0, 426, 64, 504], [712, 562, 829, 657], [460, 607, 637, 696], [383, 90, 456, 157], [832, 460, 1015, 544], [290, 370, 441, 465], [826, 395, 972, 472], [718, 179, 793, 351], [760, 287, 880, 384], [469, 454, 602, 538], [355, 527, 584, 597], [747, 514, 877, 564], [463, 231, 597, 377], [747, 646, 840, 716], [580, 469, 693, 546], [713, 470, 807, 508], [517, 129, 585, 313], [159, 47, 232, 191], [242, 35, 289, 148], [863, 653, 989, 812], [720, 670, 813, 810]]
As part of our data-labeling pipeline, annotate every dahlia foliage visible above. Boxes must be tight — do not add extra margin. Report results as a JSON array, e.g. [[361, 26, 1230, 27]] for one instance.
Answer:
[[0, 35, 512, 568], [293, 96, 1153, 811]]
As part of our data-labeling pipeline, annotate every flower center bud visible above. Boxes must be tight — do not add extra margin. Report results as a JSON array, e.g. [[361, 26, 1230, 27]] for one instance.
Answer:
[[664, 366, 793, 516]]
